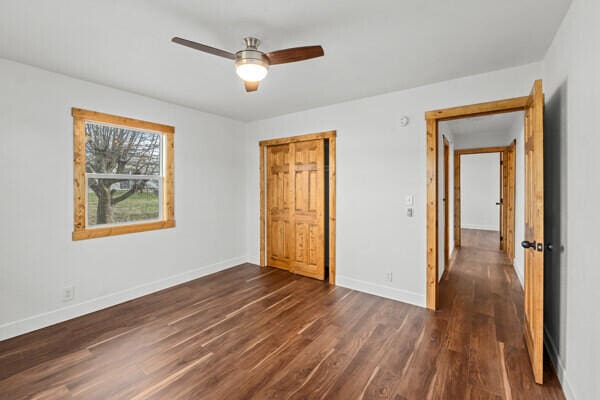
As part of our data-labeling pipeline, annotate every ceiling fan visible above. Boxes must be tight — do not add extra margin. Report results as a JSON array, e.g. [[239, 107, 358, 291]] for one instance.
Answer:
[[171, 36, 324, 92]]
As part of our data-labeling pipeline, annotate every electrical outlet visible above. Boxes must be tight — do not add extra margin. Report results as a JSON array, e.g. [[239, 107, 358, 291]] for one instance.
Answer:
[[62, 286, 75, 302], [385, 272, 393, 282]]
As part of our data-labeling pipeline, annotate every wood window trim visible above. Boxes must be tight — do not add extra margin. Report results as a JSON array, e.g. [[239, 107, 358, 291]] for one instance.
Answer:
[[259, 131, 337, 285], [425, 94, 531, 310], [72, 108, 175, 240]]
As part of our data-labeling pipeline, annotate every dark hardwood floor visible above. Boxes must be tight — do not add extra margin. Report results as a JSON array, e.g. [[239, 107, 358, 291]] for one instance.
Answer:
[[0, 229, 564, 399]]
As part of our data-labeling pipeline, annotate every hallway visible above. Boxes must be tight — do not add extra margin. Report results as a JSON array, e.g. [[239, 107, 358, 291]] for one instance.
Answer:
[[438, 229, 564, 399]]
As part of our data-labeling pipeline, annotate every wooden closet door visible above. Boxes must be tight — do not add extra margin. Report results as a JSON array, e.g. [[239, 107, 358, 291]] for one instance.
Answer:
[[290, 140, 325, 280], [266, 144, 292, 270]]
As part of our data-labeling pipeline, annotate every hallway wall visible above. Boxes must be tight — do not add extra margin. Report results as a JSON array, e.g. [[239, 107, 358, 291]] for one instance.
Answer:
[[541, 0, 600, 398]]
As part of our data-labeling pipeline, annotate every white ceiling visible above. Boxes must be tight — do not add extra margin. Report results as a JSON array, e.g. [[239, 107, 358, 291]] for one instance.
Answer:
[[441, 112, 524, 137], [0, 0, 571, 121]]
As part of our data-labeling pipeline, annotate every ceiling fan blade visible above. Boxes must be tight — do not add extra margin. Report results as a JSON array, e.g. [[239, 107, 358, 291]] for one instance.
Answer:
[[244, 81, 259, 92], [265, 45, 324, 65], [171, 37, 236, 60]]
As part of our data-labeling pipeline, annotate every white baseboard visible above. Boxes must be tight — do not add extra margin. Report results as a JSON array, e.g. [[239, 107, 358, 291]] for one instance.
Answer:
[[242, 258, 426, 308], [247, 254, 260, 265], [336, 275, 425, 308], [544, 327, 576, 400], [0, 256, 249, 341], [461, 224, 498, 231], [514, 264, 524, 288]]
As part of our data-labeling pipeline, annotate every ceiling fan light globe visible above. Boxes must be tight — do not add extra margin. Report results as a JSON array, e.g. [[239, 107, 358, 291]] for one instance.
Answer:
[[236, 63, 268, 82]]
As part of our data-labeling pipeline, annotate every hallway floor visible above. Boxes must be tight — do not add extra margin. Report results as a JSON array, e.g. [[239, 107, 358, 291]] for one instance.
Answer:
[[438, 228, 564, 399]]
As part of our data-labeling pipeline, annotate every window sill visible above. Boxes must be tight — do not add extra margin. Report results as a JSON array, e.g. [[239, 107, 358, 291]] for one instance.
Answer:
[[72, 219, 176, 241]]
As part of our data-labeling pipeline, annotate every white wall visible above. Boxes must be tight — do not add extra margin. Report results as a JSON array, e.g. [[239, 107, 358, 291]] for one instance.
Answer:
[[541, 0, 600, 398], [0, 59, 247, 340], [460, 153, 500, 231], [511, 118, 526, 286], [243, 62, 541, 307], [448, 141, 455, 254]]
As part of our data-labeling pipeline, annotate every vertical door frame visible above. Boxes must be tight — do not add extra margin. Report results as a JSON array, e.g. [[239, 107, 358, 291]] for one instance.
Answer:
[[259, 131, 337, 284], [500, 150, 506, 250], [442, 136, 450, 274], [506, 140, 517, 261], [453, 152, 461, 248], [425, 95, 530, 310]]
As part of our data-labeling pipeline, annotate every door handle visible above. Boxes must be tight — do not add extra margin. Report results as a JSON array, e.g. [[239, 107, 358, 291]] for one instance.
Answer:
[[521, 240, 536, 249]]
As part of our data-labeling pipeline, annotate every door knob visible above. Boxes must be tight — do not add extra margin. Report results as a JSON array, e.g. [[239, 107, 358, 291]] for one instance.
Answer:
[[546, 243, 553, 252], [521, 240, 536, 249]]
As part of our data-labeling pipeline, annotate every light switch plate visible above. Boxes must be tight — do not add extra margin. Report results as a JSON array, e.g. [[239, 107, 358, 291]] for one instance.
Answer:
[[405, 195, 414, 206], [406, 207, 414, 217]]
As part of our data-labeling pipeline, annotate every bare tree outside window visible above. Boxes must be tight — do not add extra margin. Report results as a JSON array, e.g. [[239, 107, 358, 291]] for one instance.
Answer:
[[85, 122, 162, 225]]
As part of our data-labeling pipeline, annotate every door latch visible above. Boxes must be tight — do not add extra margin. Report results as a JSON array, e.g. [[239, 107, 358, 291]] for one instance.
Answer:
[[537, 243, 543, 252]]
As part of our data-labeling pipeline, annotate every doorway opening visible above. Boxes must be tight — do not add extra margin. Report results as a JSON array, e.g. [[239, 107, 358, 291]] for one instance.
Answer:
[[259, 131, 337, 284], [451, 143, 517, 260], [425, 80, 546, 384]]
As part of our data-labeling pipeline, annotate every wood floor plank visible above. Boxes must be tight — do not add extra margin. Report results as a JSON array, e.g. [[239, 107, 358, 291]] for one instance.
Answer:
[[0, 235, 565, 399]]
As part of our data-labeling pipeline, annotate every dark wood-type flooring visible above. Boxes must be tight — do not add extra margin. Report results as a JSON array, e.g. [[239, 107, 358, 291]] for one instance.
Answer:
[[0, 229, 564, 399]]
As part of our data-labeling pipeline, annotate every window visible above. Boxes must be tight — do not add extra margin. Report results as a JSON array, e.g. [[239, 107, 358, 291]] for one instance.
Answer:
[[72, 108, 175, 240]]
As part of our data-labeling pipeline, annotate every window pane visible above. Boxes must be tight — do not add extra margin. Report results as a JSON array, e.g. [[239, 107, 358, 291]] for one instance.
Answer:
[[85, 122, 161, 175], [87, 178, 160, 226]]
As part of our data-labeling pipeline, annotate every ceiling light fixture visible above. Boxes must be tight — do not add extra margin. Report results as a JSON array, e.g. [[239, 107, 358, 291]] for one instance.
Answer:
[[235, 37, 269, 82], [171, 35, 324, 92]]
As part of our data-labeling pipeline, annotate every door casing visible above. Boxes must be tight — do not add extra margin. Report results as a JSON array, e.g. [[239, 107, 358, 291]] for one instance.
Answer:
[[259, 131, 337, 284], [425, 80, 544, 384], [425, 90, 535, 310], [443, 136, 450, 273]]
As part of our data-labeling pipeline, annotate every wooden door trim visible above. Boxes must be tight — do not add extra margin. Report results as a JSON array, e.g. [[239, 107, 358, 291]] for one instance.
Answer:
[[500, 150, 507, 250], [425, 95, 531, 311], [443, 136, 450, 272], [426, 118, 439, 309], [259, 131, 336, 147], [259, 131, 337, 285], [453, 153, 461, 248], [328, 137, 337, 285], [455, 146, 509, 155], [506, 140, 517, 261], [425, 96, 529, 121], [259, 144, 266, 267]]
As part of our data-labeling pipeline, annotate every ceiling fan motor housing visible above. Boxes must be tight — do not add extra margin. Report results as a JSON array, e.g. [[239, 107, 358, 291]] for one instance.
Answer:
[[235, 37, 270, 70], [235, 50, 269, 68]]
